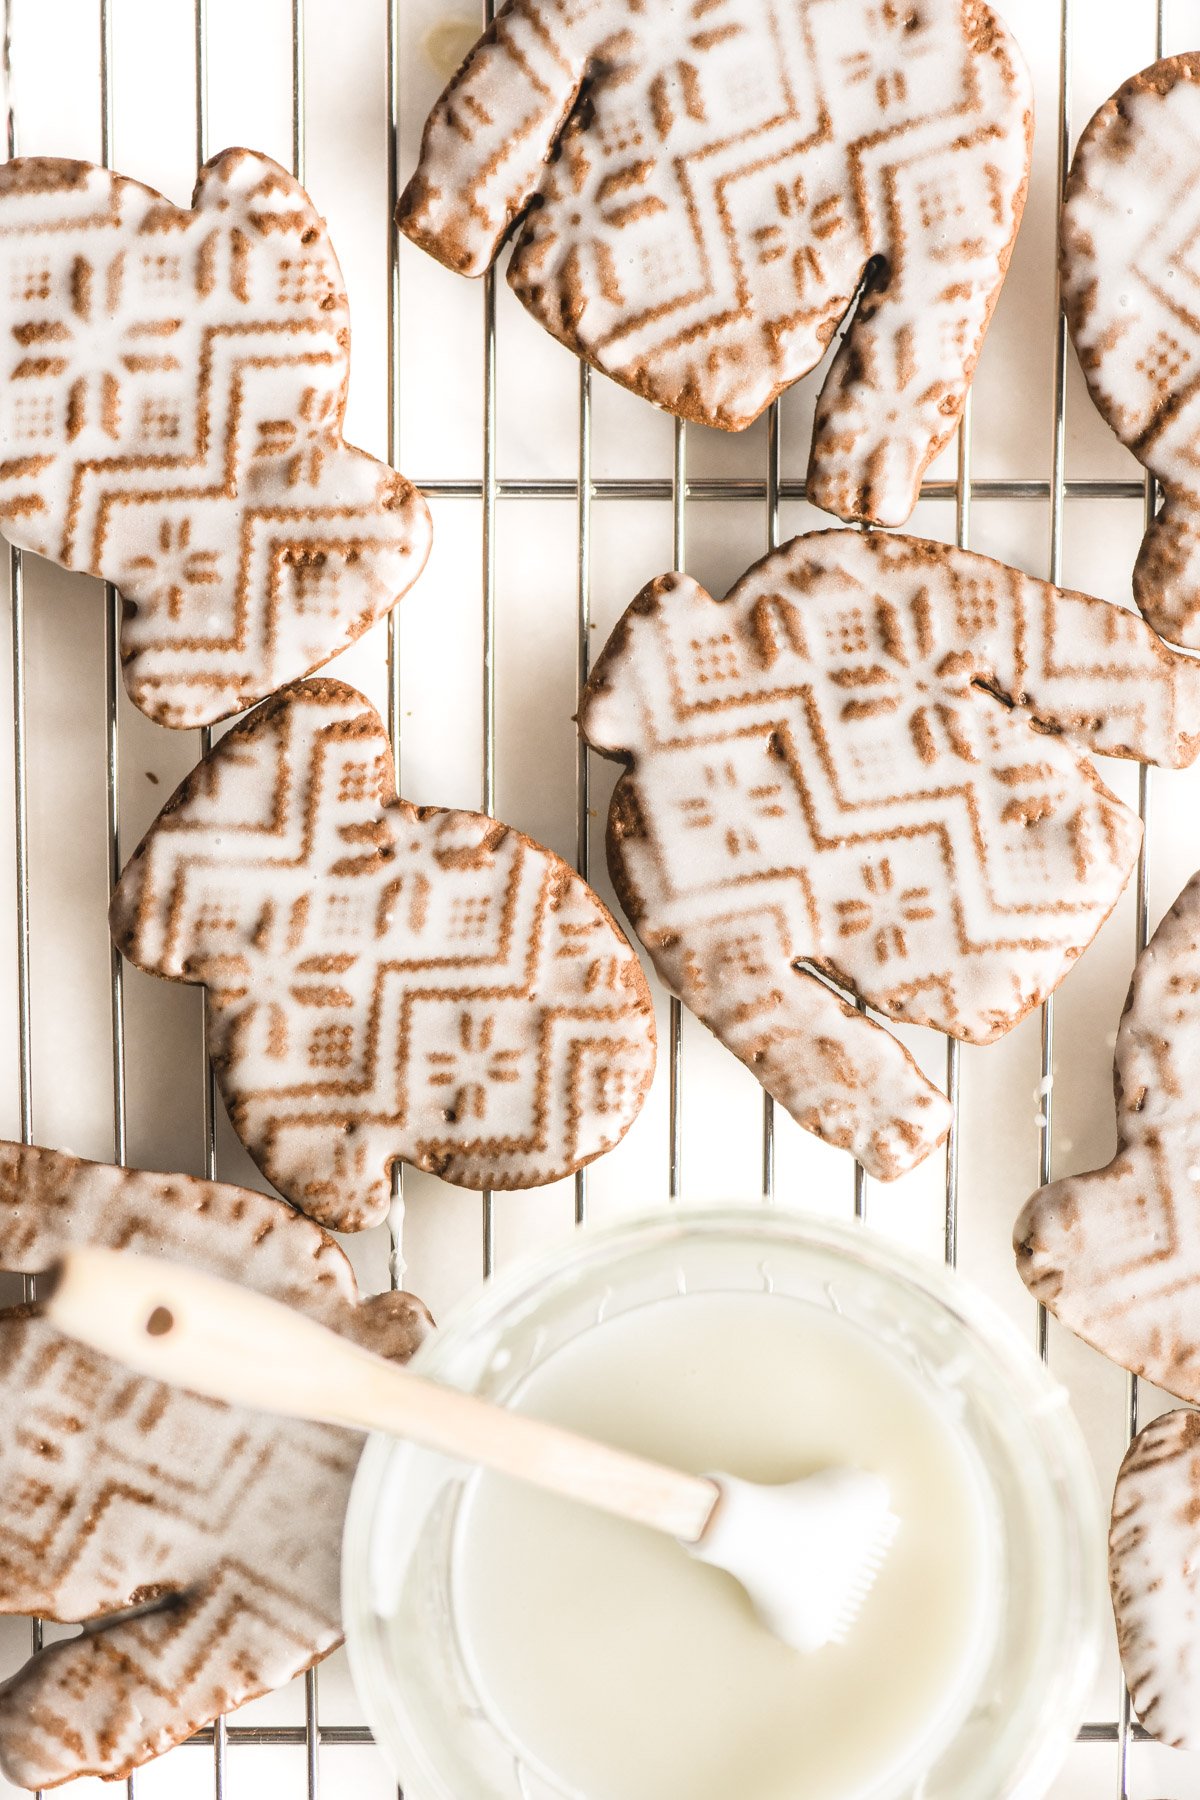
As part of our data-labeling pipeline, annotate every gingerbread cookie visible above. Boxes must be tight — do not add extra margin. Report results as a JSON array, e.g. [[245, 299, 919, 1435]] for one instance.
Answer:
[[1062, 54, 1200, 648], [1016, 870, 1200, 1403], [1109, 1408, 1200, 1750], [0, 150, 431, 727], [578, 531, 1200, 1180], [398, 0, 1032, 525], [110, 678, 656, 1229], [0, 1140, 431, 1789]]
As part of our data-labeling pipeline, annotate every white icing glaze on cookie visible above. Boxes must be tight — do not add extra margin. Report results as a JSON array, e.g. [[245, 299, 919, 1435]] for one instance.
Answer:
[[1016, 869, 1200, 1404], [1062, 54, 1200, 647], [0, 150, 432, 727], [0, 1141, 431, 1788], [1110, 1408, 1200, 1750], [579, 530, 1200, 1181], [109, 678, 656, 1228], [398, 0, 1032, 525]]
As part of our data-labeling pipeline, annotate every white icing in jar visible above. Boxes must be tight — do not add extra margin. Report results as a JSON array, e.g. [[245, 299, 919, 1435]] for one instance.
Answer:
[[344, 1208, 1104, 1800]]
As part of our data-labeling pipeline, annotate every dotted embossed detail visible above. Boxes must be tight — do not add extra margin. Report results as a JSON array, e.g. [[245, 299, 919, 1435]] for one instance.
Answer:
[[0, 150, 432, 727], [0, 1142, 431, 1789], [1016, 869, 1200, 1410], [578, 531, 1200, 1181], [109, 679, 657, 1228], [398, 0, 1032, 525], [1109, 1411, 1200, 1750], [1063, 54, 1200, 649]]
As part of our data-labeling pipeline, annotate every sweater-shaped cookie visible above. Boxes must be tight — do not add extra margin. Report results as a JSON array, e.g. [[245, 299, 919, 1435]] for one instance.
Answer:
[[1062, 55, 1200, 648], [0, 1141, 431, 1789], [110, 679, 656, 1228], [0, 150, 431, 726], [398, 0, 1032, 525], [1016, 870, 1200, 1404], [1109, 1408, 1200, 1750], [578, 531, 1200, 1181]]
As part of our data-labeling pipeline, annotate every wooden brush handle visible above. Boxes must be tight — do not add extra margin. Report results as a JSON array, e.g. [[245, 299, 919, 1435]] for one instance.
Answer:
[[43, 1244, 718, 1543]]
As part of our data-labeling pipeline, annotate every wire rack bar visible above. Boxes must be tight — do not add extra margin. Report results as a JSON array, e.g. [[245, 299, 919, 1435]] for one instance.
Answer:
[[5, 310, 39, 1800], [668, 417, 686, 1201], [186, 1727, 378, 1748], [193, 5, 218, 1175], [4, 31, 42, 1800], [762, 400, 780, 1204], [1034, 0, 1073, 1370], [6, 0, 28, 1185], [8, 541, 27, 1153], [478, 273, 496, 818], [409, 475, 1153, 504], [942, 396, 974, 1270], [289, 6, 321, 1791], [96, 5, 133, 1797], [4, 4, 28, 1235], [1118, 8, 1165, 1787], [574, 360, 592, 1229], [168, 1713, 1151, 1751], [479, 0, 498, 1284], [384, 90, 411, 1800], [193, 3, 223, 1776], [386, 0, 403, 778], [98, 0, 127, 1181], [1082, 1721, 1153, 1746], [384, 0, 407, 1302]]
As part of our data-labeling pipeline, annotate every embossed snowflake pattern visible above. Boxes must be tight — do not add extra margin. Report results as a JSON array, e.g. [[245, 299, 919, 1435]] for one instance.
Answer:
[[833, 856, 937, 965], [12, 247, 184, 445], [426, 1010, 522, 1124], [677, 755, 788, 861], [122, 516, 222, 621], [255, 385, 341, 487], [837, 4, 937, 113], [828, 587, 981, 765]]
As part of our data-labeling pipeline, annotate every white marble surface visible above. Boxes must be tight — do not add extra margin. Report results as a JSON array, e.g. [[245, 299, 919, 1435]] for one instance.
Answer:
[[0, 0, 1198, 1795]]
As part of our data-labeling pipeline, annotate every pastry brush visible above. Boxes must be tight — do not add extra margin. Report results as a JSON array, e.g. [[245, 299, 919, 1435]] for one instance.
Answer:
[[41, 1243, 899, 1655]]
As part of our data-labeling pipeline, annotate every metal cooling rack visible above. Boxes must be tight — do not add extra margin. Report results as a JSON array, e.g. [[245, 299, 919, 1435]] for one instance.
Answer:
[[0, 0, 1192, 1797]]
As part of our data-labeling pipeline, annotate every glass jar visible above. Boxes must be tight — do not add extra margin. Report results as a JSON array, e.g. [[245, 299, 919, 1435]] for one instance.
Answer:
[[343, 1206, 1105, 1800]]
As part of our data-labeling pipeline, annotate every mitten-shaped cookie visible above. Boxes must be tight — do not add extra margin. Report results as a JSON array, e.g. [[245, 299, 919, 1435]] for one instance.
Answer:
[[1016, 869, 1200, 1403], [110, 678, 656, 1229], [0, 150, 431, 726], [1062, 55, 1200, 648], [579, 531, 1200, 1181], [398, 0, 1032, 525], [1109, 1409, 1200, 1750], [0, 1141, 431, 1789]]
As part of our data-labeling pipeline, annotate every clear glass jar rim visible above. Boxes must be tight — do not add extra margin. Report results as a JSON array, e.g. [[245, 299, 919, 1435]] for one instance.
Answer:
[[344, 1202, 1106, 1800], [392, 1203, 1099, 1441]]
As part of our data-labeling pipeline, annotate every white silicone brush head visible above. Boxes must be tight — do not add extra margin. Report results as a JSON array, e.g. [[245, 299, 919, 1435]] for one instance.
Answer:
[[686, 1468, 900, 1653]]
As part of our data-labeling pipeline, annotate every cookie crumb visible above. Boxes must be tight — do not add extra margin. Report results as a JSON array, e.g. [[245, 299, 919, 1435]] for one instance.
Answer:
[[422, 16, 478, 82]]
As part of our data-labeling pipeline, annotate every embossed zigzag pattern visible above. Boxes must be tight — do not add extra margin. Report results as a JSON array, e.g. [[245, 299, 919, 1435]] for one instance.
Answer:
[[0, 1318, 354, 1622], [0, 149, 431, 727], [579, 531, 1200, 1181], [400, 0, 1032, 522], [1063, 54, 1200, 647], [1016, 869, 1200, 1406], [0, 1144, 430, 1789], [110, 680, 656, 1229], [1109, 1410, 1200, 1751]]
